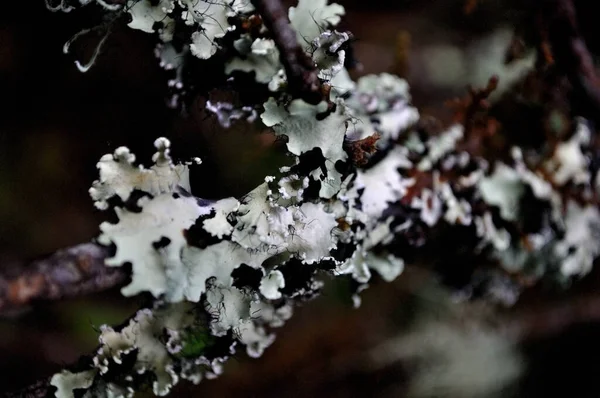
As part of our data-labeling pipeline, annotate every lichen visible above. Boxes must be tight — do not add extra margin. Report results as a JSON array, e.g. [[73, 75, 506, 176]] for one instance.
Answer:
[[312, 30, 349, 81], [288, 0, 345, 44], [261, 98, 350, 198], [345, 73, 420, 144], [226, 36, 282, 84], [127, 0, 175, 34], [48, 2, 600, 396], [51, 370, 95, 398], [89, 138, 195, 210]]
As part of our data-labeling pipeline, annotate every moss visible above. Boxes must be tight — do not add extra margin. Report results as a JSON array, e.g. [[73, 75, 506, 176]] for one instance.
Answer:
[[178, 328, 217, 359]]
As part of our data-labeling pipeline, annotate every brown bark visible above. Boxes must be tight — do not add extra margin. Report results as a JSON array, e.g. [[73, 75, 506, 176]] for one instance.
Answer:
[[251, 0, 323, 104], [0, 243, 128, 315], [542, 0, 600, 124]]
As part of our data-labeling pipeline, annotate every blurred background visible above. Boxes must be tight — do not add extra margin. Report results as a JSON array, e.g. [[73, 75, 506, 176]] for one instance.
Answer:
[[3, 1, 600, 396]]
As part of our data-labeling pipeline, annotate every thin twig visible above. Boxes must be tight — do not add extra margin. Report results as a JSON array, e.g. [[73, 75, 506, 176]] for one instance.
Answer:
[[251, 0, 323, 104], [0, 243, 128, 315], [503, 291, 600, 342], [542, 0, 600, 125]]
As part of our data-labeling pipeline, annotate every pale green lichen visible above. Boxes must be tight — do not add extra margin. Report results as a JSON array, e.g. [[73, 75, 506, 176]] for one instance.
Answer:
[[51, 370, 95, 398], [127, 0, 175, 34], [345, 73, 420, 144], [225, 36, 282, 84], [48, 3, 600, 395], [261, 98, 350, 198], [226, 0, 347, 86], [478, 163, 525, 222], [89, 138, 194, 210], [288, 0, 345, 45]]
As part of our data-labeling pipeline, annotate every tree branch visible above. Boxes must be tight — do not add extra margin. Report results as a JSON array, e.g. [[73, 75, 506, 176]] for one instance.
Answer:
[[503, 290, 600, 342], [2, 379, 52, 398], [542, 0, 600, 125], [251, 0, 323, 104], [0, 243, 128, 315]]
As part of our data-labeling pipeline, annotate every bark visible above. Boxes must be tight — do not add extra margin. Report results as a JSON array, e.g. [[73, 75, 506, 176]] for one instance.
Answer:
[[542, 0, 600, 125], [251, 0, 323, 104], [0, 243, 128, 315]]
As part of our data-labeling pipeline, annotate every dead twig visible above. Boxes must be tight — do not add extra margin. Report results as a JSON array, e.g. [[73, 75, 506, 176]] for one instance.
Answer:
[[542, 0, 600, 125], [251, 0, 322, 104], [0, 243, 128, 315]]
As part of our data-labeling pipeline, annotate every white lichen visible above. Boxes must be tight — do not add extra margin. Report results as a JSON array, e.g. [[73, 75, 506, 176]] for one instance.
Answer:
[[478, 163, 525, 222], [89, 138, 194, 210], [262, 98, 350, 198], [98, 192, 212, 300], [226, 36, 282, 84], [312, 30, 349, 81], [259, 270, 286, 299], [127, 0, 175, 34], [418, 124, 464, 171], [288, 0, 345, 45], [182, 0, 236, 59], [352, 146, 413, 218], [556, 201, 600, 276], [51, 370, 96, 398], [202, 197, 240, 238], [545, 120, 591, 186], [346, 73, 419, 144]]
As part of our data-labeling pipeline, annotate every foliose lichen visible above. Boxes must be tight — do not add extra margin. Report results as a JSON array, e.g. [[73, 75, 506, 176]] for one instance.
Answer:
[[49, 1, 600, 396]]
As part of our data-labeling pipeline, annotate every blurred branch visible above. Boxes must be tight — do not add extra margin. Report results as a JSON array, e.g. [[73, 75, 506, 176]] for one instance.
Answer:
[[2, 379, 51, 398], [504, 291, 600, 342], [542, 0, 600, 124], [250, 0, 323, 104], [0, 243, 128, 315]]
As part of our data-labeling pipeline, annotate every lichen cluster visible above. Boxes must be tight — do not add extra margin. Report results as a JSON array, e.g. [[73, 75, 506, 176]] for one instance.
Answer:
[[48, 1, 600, 397]]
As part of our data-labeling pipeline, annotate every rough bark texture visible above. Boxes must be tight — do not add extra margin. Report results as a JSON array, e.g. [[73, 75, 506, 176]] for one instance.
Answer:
[[0, 243, 128, 315]]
